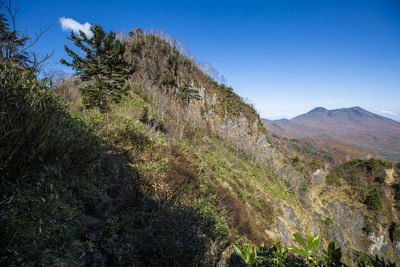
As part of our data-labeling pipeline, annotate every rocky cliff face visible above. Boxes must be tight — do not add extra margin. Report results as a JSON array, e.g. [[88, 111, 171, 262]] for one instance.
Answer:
[[125, 31, 275, 163], [274, 166, 400, 265]]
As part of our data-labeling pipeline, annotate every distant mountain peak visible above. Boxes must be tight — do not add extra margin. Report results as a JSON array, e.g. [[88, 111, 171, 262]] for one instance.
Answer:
[[351, 106, 362, 110], [263, 106, 400, 161], [309, 107, 327, 113], [348, 106, 367, 112]]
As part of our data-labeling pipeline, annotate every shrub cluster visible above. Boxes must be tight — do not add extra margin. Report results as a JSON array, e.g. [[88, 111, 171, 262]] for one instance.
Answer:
[[0, 75, 100, 180]]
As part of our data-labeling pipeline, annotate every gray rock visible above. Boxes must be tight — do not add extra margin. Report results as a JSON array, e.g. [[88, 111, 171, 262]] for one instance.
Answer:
[[313, 169, 324, 184], [313, 211, 322, 221], [321, 207, 330, 216], [277, 218, 291, 247], [283, 204, 296, 222], [282, 204, 301, 232], [311, 222, 319, 237]]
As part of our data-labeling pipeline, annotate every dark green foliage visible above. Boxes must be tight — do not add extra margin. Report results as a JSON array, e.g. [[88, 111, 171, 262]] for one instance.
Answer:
[[61, 25, 134, 111], [364, 188, 383, 210], [290, 233, 321, 265], [233, 244, 262, 265], [179, 83, 202, 105], [326, 158, 389, 188], [388, 222, 400, 243], [231, 237, 347, 267], [258, 242, 290, 267], [354, 252, 395, 267], [323, 217, 334, 226], [0, 47, 101, 267], [0, 66, 100, 182], [326, 159, 389, 218], [140, 107, 166, 133], [362, 224, 373, 235], [292, 156, 301, 165], [322, 241, 343, 266], [0, 13, 30, 73]]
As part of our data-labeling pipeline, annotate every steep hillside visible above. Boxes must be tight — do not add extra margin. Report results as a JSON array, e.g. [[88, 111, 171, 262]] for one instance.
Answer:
[[1, 25, 305, 266], [264, 107, 400, 162], [124, 29, 272, 163]]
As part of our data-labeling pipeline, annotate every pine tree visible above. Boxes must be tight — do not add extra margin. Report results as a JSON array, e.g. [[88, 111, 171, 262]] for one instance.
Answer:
[[180, 83, 201, 106], [0, 14, 30, 66], [0, 13, 30, 89], [61, 25, 134, 111]]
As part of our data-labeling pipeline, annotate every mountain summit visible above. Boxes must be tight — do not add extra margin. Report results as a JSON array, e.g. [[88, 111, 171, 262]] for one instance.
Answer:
[[264, 107, 400, 161], [307, 106, 327, 113], [294, 106, 383, 123]]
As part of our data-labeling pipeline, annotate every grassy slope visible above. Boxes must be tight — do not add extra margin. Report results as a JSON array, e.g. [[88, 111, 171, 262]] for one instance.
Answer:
[[1, 83, 300, 265]]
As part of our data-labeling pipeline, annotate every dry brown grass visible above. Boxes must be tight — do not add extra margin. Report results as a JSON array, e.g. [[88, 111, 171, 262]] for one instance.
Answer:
[[204, 174, 270, 245]]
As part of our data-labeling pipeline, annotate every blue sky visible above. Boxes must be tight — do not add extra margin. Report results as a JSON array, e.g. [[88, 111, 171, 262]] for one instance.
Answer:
[[12, 0, 400, 121]]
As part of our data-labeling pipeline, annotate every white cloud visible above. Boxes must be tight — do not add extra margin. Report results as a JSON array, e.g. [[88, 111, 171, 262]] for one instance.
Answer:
[[59, 17, 93, 38], [379, 110, 396, 116]]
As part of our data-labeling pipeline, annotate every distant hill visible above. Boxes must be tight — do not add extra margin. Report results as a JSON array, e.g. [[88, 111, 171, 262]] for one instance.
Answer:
[[263, 107, 400, 162]]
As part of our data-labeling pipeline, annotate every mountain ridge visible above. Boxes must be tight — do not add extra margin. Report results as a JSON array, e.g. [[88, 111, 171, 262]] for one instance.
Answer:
[[263, 106, 400, 162]]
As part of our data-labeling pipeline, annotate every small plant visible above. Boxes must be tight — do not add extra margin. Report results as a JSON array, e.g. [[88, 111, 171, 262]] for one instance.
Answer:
[[323, 217, 334, 226], [233, 244, 262, 265], [322, 241, 344, 266], [262, 241, 289, 267], [290, 233, 320, 267]]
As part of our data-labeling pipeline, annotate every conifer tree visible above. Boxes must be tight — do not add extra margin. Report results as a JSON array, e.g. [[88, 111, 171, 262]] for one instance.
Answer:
[[0, 14, 29, 66], [61, 25, 134, 111], [180, 83, 201, 106], [1, 1, 50, 91]]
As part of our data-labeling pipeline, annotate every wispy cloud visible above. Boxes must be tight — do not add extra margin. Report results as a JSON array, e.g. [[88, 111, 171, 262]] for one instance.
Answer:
[[59, 17, 93, 38], [379, 110, 396, 116]]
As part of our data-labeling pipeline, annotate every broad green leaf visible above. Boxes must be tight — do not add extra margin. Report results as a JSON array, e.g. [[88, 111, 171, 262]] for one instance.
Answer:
[[311, 235, 320, 252], [328, 241, 335, 252], [307, 234, 314, 250], [290, 247, 308, 258], [244, 245, 250, 263], [294, 233, 308, 251], [249, 250, 256, 264], [233, 245, 243, 259]]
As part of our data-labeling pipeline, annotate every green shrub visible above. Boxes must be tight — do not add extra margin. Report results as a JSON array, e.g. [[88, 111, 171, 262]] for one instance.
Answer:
[[322, 241, 343, 266], [0, 72, 100, 180], [233, 244, 262, 265], [232, 234, 347, 266], [290, 233, 320, 266], [364, 188, 383, 210], [258, 241, 290, 266]]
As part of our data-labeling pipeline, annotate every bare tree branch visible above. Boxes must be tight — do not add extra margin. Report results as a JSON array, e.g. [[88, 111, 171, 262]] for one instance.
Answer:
[[0, 0, 53, 89]]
